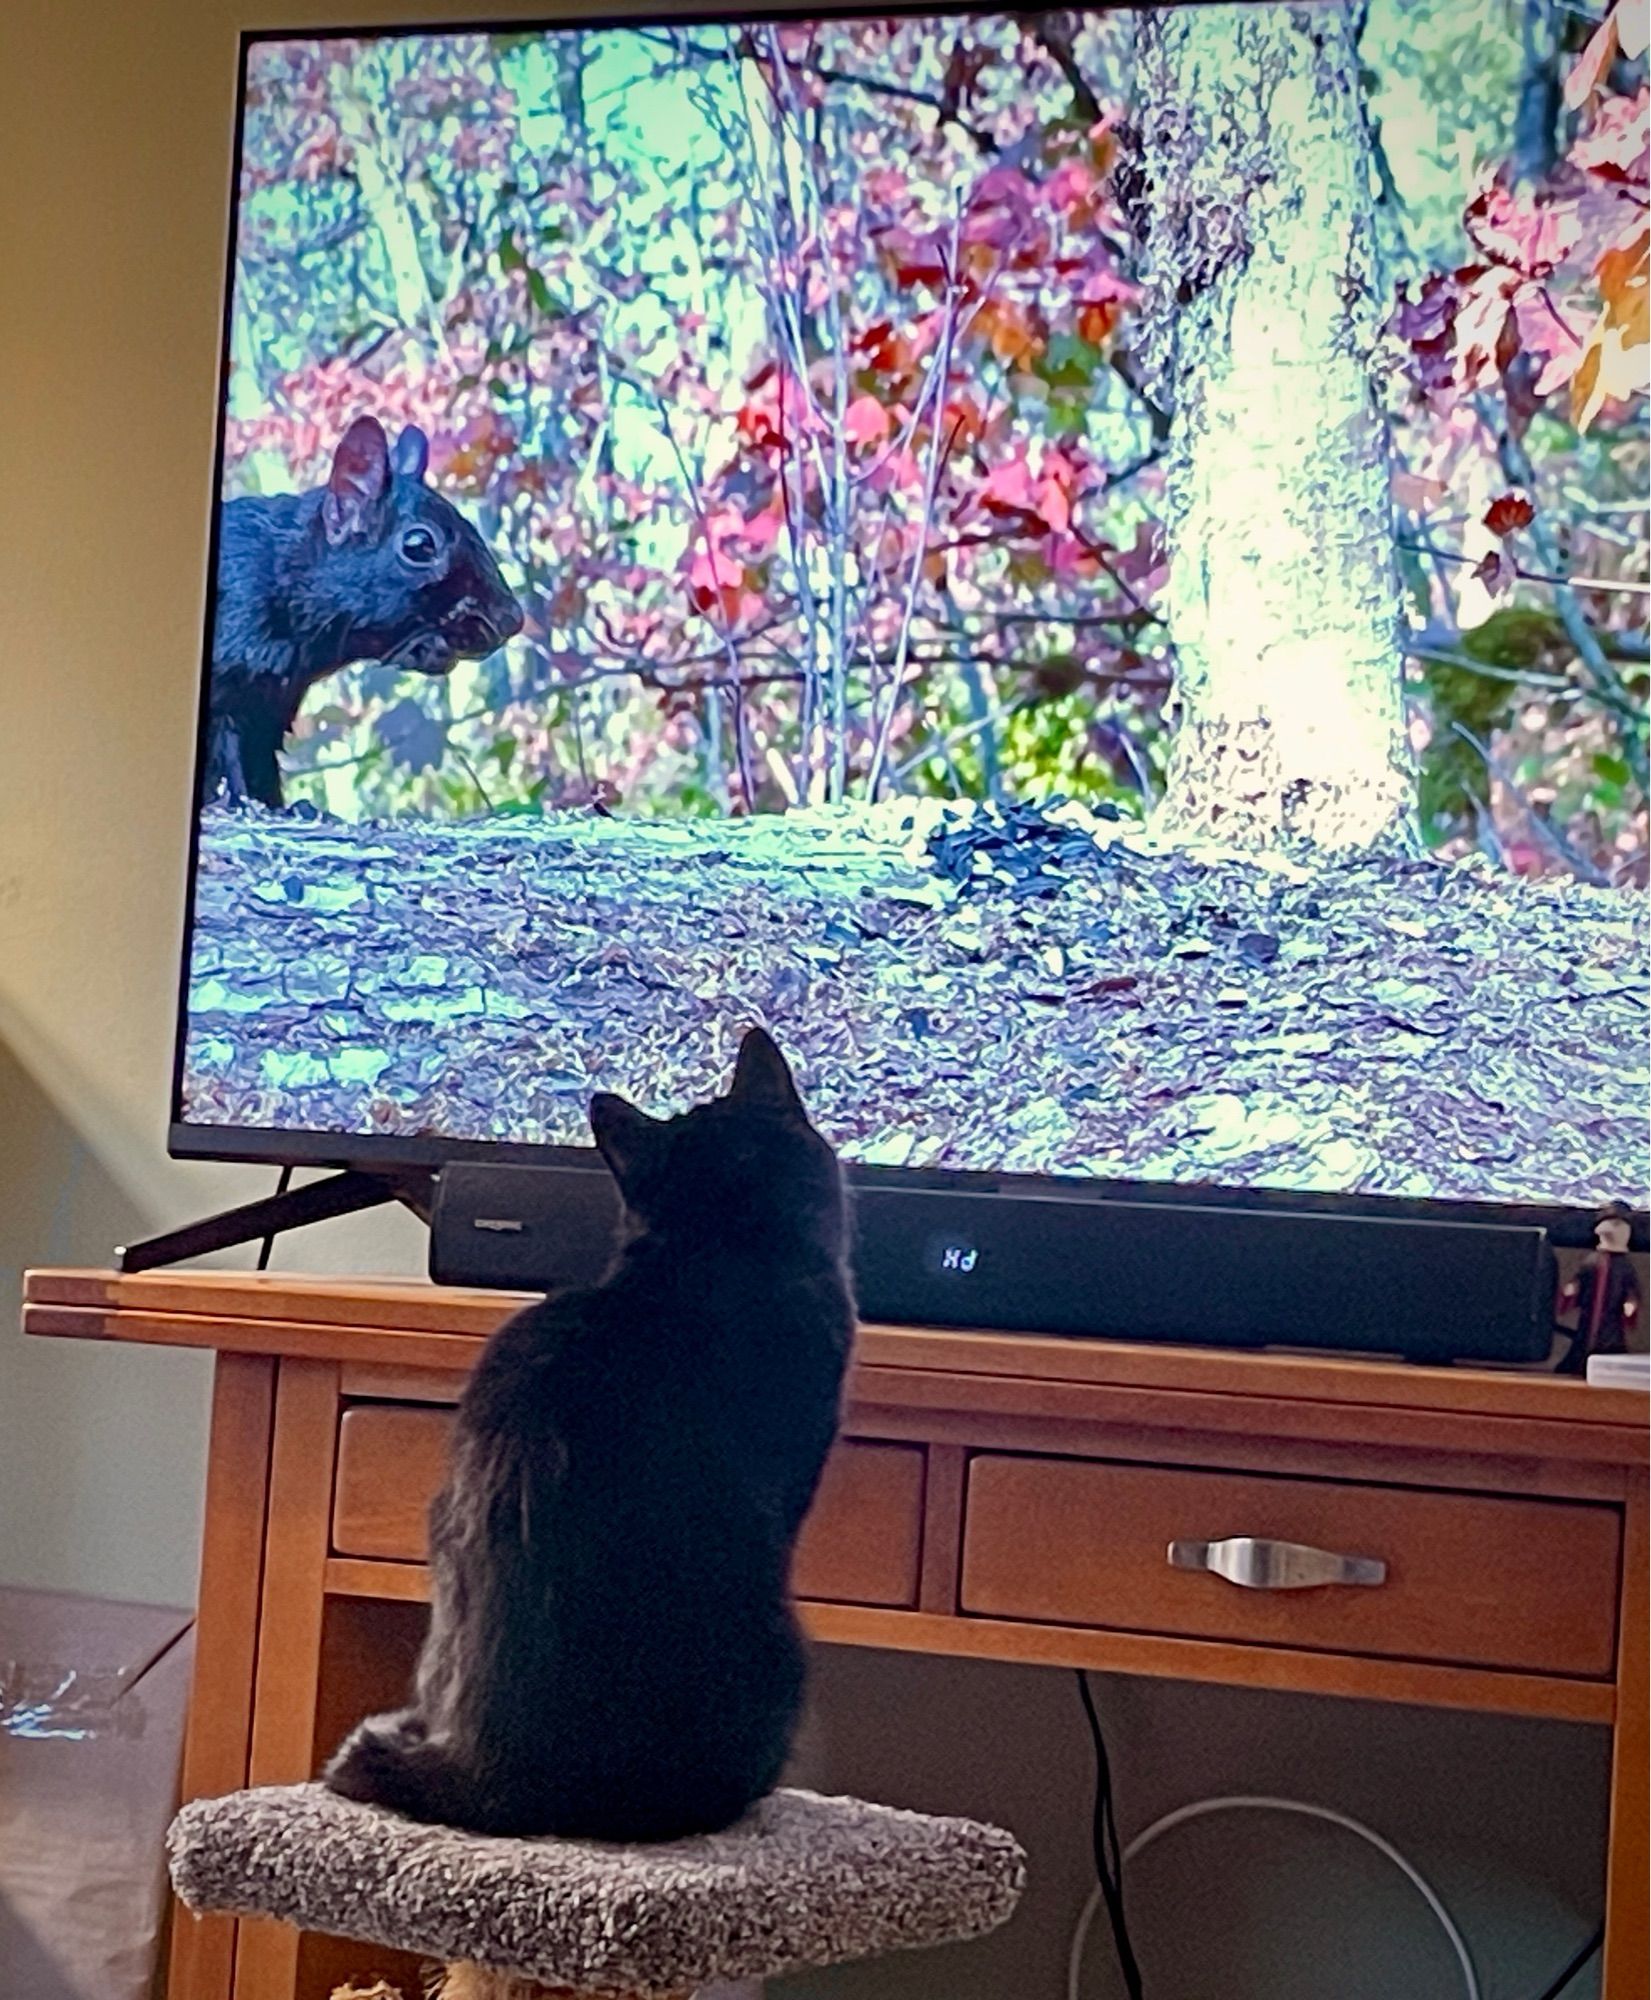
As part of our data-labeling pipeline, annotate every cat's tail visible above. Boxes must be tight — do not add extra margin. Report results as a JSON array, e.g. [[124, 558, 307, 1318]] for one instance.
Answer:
[[322, 1710, 476, 1828]]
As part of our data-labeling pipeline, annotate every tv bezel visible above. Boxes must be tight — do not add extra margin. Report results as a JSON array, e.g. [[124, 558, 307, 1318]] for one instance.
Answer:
[[168, 6, 1646, 1256]]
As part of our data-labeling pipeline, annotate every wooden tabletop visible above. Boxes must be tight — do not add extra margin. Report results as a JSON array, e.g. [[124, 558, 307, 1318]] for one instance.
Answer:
[[24, 1267, 1649, 1468]]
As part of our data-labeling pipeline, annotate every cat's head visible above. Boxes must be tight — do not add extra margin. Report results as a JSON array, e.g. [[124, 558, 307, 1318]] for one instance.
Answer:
[[589, 1029, 845, 1263]]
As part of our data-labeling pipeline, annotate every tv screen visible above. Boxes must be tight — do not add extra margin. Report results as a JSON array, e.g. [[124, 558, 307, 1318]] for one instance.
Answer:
[[175, 2, 1648, 1221]]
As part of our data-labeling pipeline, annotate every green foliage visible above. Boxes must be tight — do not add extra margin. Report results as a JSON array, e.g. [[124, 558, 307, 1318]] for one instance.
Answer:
[[1457, 606, 1569, 671]]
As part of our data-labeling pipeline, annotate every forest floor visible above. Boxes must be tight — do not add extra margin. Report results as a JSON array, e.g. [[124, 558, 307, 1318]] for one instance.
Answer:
[[182, 798, 1649, 1209]]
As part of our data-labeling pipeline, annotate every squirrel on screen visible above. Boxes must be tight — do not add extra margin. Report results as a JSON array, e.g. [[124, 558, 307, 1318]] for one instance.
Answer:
[[206, 416, 522, 809]]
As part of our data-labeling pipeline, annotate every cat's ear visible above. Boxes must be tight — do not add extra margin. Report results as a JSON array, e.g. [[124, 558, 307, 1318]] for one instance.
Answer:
[[590, 1092, 664, 1190], [730, 1027, 805, 1116]]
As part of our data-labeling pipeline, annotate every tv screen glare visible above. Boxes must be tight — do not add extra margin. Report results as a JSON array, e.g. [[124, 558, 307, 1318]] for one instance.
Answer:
[[175, 2, 1649, 1219]]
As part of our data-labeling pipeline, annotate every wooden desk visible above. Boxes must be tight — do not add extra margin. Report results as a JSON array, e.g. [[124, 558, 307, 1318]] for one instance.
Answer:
[[23, 1269, 1649, 2000]]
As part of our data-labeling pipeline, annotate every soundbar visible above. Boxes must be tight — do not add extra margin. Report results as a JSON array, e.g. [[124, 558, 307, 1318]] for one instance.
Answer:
[[432, 1163, 620, 1293], [432, 1164, 1557, 1365]]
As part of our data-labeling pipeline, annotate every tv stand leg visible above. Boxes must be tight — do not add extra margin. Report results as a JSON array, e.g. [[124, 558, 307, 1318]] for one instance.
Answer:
[[115, 1169, 435, 1274]]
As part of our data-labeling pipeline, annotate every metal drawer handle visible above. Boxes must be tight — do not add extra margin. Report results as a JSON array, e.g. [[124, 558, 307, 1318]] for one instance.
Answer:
[[1167, 1536, 1387, 1591]]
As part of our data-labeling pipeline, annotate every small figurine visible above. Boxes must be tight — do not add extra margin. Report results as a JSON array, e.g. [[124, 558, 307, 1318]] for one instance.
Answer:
[[1556, 1202, 1642, 1376]]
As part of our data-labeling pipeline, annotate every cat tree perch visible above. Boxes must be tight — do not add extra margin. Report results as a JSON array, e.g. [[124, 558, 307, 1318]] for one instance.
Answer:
[[168, 1782, 1026, 2000]]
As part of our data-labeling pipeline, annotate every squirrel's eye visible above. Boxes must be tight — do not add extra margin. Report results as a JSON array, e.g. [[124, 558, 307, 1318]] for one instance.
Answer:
[[400, 525, 440, 566]]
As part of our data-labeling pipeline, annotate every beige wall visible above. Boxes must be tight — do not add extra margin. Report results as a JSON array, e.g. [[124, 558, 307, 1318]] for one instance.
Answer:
[[0, 4, 1613, 1992], [0, 0, 480, 1606]]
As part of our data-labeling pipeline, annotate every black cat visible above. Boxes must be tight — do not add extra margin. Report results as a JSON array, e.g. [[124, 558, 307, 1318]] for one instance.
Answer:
[[205, 415, 523, 809], [324, 1029, 855, 1839]]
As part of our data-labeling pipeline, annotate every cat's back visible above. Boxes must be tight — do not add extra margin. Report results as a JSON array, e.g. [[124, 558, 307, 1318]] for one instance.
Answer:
[[584, 1246, 852, 1550], [462, 1254, 844, 1518]]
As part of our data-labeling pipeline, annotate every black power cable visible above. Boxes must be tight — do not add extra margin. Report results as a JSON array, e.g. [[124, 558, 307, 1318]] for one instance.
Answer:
[[1075, 1670, 1144, 1999], [1528, 1922, 1604, 2000]]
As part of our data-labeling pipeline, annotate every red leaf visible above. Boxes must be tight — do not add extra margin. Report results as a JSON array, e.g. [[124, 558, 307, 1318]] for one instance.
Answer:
[[855, 320, 905, 372], [941, 395, 988, 445], [735, 402, 782, 451], [1483, 492, 1535, 536], [895, 259, 947, 288], [1077, 301, 1123, 345], [686, 546, 747, 622]]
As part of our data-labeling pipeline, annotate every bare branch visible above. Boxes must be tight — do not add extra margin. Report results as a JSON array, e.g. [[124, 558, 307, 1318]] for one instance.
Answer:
[[787, 60, 998, 154], [1449, 721, 1611, 886], [867, 206, 967, 800], [634, 375, 749, 810], [1398, 539, 1651, 597], [1024, 12, 1103, 125]]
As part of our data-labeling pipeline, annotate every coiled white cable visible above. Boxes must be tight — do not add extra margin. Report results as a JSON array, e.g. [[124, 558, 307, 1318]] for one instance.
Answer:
[[1065, 1793, 1481, 2000]]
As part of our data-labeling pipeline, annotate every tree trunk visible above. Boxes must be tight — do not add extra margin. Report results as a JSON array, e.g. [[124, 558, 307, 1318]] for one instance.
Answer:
[[1132, 1, 1415, 855], [1511, 0, 1562, 187], [335, 54, 450, 361]]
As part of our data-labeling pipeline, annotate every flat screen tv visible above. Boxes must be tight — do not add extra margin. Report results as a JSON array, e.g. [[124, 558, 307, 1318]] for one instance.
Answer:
[[169, 0, 1648, 1250]]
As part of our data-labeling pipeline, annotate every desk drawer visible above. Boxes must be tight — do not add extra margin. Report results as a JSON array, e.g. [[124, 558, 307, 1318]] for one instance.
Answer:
[[960, 1453, 1620, 1677], [332, 1405, 924, 1609]]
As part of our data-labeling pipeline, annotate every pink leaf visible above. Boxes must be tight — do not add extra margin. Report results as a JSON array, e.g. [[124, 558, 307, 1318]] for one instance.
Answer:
[[1473, 548, 1517, 596], [1042, 159, 1099, 212], [1453, 267, 1520, 387], [1080, 268, 1138, 306], [862, 166, 911, 207], [1466, 183, 1583, 278], [1513, 289, 1587, 395], [1392, 468, 1448, 513], [1036, 475, 1072, 534], [686, 546, 743, 598], [744, 501, 785, 553], [843, 393, 892, 447], [1564, 10, 1619, 109], [1572, 88, 1651, 186], [980, 457, 1039, 515], [702, 504, 748, 546], [1047, 535, 1101, 582]]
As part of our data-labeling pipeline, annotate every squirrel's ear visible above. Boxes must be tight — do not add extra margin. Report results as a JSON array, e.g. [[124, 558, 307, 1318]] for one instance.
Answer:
[[391, 426, 429, 480], [323, 417, 392, 546]]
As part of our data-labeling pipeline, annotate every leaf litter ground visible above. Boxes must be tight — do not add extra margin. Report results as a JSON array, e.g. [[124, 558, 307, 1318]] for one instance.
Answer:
[[184, 799, 1649, 1209]]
